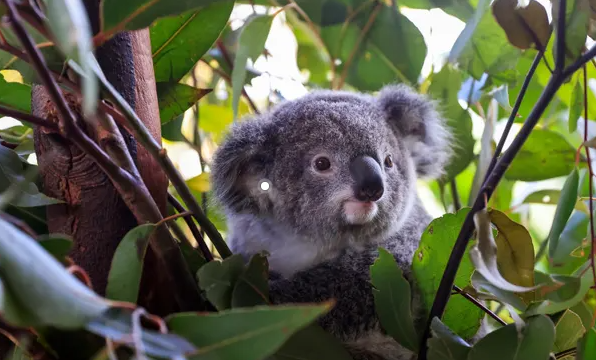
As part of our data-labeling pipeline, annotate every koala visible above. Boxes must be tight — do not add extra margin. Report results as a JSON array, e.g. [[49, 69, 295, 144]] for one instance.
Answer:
[[210, 84, 452, 360]]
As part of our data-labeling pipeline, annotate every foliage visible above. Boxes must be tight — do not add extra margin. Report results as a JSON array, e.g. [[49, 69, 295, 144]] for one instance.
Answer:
[[1, 0, 596, 359]]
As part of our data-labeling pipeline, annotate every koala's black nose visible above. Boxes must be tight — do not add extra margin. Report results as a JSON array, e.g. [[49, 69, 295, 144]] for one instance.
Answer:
[[349, 156, 384, 202]]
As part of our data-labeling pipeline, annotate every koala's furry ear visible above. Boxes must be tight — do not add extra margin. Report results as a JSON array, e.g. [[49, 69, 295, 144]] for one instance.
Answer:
[[377, 84, 452, 179], [210, 116, 274, 214]]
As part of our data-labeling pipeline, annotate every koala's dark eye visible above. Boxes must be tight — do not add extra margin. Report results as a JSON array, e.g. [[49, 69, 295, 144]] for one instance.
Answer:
[[314, 157, 331, 172], [384, 155, 394, 168]]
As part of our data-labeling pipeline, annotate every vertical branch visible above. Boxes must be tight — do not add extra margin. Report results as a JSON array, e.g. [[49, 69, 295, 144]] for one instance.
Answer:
[[481, 51, 542, 187], [555, 0, 567, 72], [450, 180, 461, 212]]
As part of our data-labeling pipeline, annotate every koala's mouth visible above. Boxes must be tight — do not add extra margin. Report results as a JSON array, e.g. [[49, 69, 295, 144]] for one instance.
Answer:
[[343, 200, 379, 225]]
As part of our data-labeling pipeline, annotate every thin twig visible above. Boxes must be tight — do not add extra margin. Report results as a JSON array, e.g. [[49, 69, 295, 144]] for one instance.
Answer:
[[554, 348, 576, 359], [215, 40, 260, 114], [167, 193, 214, 262], [450, 180, 461, 211], [336, 3, 382, 89], [0, 105, 59, 131], [481, 51, 542, 188], [452, 285, 506, 326]]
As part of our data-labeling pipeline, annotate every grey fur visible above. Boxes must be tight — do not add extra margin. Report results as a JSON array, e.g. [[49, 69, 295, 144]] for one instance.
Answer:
[[210, 84, 452, 360]]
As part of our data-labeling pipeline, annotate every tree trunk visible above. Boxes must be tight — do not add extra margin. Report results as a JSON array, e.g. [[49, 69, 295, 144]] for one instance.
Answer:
[[32, 5, 173, 314]]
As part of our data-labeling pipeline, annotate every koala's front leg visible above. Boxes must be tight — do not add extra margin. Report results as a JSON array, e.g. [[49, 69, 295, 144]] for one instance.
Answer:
[[267, 249, 379, 340]]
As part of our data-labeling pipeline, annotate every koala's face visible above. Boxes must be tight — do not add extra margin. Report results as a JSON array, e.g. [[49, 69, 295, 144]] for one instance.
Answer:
[[211, 85, 450, 246]]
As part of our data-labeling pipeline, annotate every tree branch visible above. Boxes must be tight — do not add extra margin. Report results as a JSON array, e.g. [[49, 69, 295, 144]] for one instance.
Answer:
[[481, 51, 542, 187], [0, 105, 59, 131], [167, 193, 214, 262], [555, 0, 566, 72], [452, 285, 506, 326]]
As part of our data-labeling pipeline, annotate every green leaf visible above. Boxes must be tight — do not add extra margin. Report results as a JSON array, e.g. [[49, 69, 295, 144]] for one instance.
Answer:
[[151, 1, 234, 83], [231, 253, 270, 308], [548, 168, 580, 261], [197, 254, 246, 311], [186, 172, 211, 193], [37, 234, 73, 263], [577, 328, 596, 360], [0, 146, 63, 208], [270, 323, 354, 360], [87, 307, 196, 358], [101, 0, 225, 34], [505, 129, 577, 181], [198, 103, 234, 140], [166, 304, 332, 360], [0, 73, 31, 113], [105, 224, 156, 303], [427, 66, 475, 181], [178, 240, 207, 275], [161, 113, 186, 142], [471, 272, 528, 310], [341, 5, 426, 89], [569, 76, 584, 133], [411, 208, 484, 339], [0, 216, 108, 329], [471, 207, 539, 293], [231, 14, 274, 119], [370, 247, 419, 351], [570, 301, 595, 330], [43, 0, 97, 115], [553, 310, 586, 353], [452, 0, 521, 83], [467, 315, 555, 360], [489, 209, 536, 300], [427, 317, 471, 360], [552, 0, 590, 68], [521, 189, 588, 214], [525, 263, 594, 316], [157, 83, 211, 125]]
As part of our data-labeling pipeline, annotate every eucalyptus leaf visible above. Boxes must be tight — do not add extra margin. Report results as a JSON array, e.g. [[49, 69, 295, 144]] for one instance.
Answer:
[[166, 304, 332, 360], [156, 83, 211, 125], [0, 73, 31, 113], [151, 1, 234, 83], [577, 328, 596, 360], [427, 317, 471, 360], [569, 76, 584, 133], [43, 0, 97, 115], [231, 14, 274, 119], [101, 0, 224, 34], [553, 309, 585, 353], [197, 254, 246, 311], [105, 223, 156, 303], [505, 130, 577, 181], [411, 208, 484, 339], [548, 168, 580, 261], [371, 247, 419, 352], [0, 216, 108, 329]]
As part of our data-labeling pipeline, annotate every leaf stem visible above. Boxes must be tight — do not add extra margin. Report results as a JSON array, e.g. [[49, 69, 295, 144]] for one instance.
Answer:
[[167, 193, 214, 262], [450, 180, 461, 211]]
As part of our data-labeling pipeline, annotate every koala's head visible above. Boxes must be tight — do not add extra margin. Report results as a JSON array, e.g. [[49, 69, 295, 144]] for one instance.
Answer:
[[211, 84, 451, 245]]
